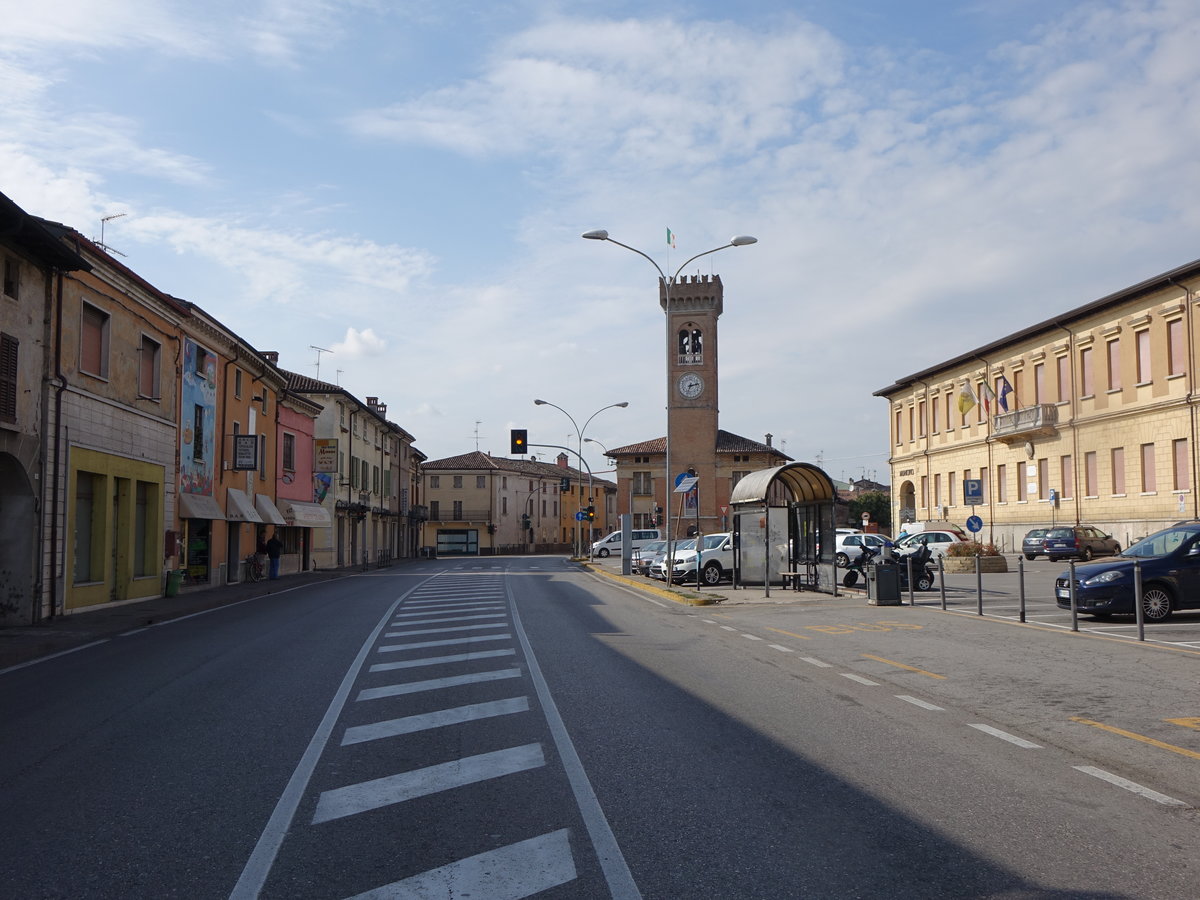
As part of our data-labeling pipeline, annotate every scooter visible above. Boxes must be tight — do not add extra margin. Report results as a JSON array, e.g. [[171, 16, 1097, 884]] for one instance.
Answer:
[[841, 544, 879, 588], [842, 542, 936, 591]]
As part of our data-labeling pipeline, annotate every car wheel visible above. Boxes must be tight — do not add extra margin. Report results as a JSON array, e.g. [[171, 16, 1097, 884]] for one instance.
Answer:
[[835, 552, 850, 568], [842, 570, 859, 588], [1142, 586, 1173, 622], [1081, 547, 1093, 561], [597, 548, 609, 558], [1024, 553, 1036, 561], [702, 562, 722, 586], [916, 573, 934, 592]]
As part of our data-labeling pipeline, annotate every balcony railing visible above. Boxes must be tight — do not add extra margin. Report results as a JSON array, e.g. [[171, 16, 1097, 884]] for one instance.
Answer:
[[993, 404, 1059, 442], [427, 507, 492, 523]]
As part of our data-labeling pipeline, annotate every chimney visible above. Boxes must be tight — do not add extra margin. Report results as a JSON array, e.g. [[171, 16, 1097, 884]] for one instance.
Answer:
[[262, 350, 279, 364], [557, 453, 569, 468], [765, 433, 773, 448]]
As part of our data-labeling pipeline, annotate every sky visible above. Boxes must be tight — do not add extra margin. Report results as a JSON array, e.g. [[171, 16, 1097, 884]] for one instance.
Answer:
[[5, 0, 1200, 484]]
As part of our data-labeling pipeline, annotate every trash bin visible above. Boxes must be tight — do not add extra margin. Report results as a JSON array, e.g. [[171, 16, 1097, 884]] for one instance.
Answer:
[[421, 546, 438, 560], [165, 569, 185, 597], [866, 561, 901, 605]]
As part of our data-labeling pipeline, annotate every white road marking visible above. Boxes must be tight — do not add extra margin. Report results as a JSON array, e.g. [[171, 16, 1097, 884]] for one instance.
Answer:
[[720, 625, 737, 632], [896, 695, 944, 711], [383, 622, 510, 638], [342, 697, 530, 746], [741, 633, 764, 641], [767, 644, 795, 653], [968, 724, 1042, 749], [357, 668, 521, 702], [378, 634, 512, 652], [840, 673, 879, 686], [388, 614, 507, 627], [312, 743, 546, 824], [369, 649, 515, 672], [1072, 766, 1188, 806], [347, 829, 577, 900], [701, 619, 717, 624], [799, 657, 833, 668]]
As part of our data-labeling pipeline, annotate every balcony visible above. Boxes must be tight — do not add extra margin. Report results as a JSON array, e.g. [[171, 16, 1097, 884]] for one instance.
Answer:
[[993, 404, 1059, 443], [427, 507, 492, 523]]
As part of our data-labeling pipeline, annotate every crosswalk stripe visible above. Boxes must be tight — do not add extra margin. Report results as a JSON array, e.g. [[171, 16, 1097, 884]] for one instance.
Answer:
[[378, 634, 512, 652], [342, 697, 530, 746], [357, 668, 522, 702], [390, 614, 507, 627], [393, 606, 504, 617], [346, 829, 576, 900], [369, 649, 516, 673], [384, 623, 509, 638], [312, 743, 545, 824]]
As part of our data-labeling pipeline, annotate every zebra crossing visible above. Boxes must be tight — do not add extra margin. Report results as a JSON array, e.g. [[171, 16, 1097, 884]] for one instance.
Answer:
[[235, 571, 637, 899]]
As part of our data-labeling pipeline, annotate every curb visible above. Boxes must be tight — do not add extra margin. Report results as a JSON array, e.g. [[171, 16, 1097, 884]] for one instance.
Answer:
[[582, 562, 724, 606]]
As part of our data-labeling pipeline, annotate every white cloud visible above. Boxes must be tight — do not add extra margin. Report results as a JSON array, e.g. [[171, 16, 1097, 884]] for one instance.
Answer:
[[332, 327, 387, 357]]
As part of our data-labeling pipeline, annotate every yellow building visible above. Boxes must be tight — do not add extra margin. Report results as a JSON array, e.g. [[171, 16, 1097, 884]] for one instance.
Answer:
[[876, 258, 1200, 553]]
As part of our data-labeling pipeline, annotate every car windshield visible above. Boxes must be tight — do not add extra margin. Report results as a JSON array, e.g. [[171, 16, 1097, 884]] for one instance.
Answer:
[[669, 539, 697, 553], [700, 534, 727, 550], [1025, 529, 1046, 539], [1045, 528, 1074, 539], [1122, 526, 1200, 558]]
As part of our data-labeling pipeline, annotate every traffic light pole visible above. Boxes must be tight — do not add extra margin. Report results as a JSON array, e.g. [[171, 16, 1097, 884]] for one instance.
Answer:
[[529, 442, 594, 558]]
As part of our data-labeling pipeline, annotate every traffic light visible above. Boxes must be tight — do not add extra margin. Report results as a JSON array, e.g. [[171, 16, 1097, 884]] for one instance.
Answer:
[[521, 513, 531, 530], [586, 505, 595, 521], [510, 429, 528, 454], [560, 476, 570, 493]]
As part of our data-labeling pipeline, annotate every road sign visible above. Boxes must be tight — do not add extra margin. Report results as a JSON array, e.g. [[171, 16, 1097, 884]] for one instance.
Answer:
[[673, 476, 699, 494], [963, 478, 983, 504], [966, 515, 983, 533], [574, 511, 586, 521]]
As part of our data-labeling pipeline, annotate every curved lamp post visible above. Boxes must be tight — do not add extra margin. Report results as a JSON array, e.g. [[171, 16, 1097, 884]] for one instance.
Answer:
[[581, 230, 756, 544], [534, 399, 628, 557]]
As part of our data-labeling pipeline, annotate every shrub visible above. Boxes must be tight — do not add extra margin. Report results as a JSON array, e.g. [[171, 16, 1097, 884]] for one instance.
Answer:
[[945, 540, 1001, 557]]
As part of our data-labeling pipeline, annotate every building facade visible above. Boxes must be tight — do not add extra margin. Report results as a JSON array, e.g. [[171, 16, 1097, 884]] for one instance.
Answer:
[[875, 258, 1200, 553]]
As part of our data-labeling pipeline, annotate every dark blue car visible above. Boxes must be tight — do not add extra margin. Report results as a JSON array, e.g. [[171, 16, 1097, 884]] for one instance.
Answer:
[[1055, 521, 1200, 621]]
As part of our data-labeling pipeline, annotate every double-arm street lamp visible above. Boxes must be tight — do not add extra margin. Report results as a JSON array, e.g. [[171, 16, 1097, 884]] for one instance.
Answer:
[[581, 229, 756, 545], [533, 399, 628, 557]]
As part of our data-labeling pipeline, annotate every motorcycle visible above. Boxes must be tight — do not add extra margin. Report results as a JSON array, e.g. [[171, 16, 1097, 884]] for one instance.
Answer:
[[841, 542, 936, 591]]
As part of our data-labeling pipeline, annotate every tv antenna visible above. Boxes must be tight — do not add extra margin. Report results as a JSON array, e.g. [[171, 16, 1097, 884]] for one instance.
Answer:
[[94, 213, 127, 257], [310, 345, 332, 380], [336, 368, 344, 386]]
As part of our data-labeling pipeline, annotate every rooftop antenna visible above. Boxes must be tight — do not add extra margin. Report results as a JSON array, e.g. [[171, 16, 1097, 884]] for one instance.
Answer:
[[473, 420, 485, 451], [336, 368, 344, 386], [310, 345, 332, 380], [95, 212, 127, 257]]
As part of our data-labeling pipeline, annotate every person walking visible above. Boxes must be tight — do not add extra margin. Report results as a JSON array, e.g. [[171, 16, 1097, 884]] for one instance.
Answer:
[[266, 532, 283, 580]]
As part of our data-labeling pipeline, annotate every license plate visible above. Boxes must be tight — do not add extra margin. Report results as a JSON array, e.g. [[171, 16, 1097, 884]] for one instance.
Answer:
[[1055, 589, 1070, 599]]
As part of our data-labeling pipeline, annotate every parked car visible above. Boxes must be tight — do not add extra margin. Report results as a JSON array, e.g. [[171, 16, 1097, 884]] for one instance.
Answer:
[[631, 540, 666, 576], [895, 528, 970, 559], [1042, 525, 1120, 561], [1022, 528, 1049, 560], [1055, 521, 1200, 621], [650, 538, 696, 580], [833, 532, 894, 568], [657, 533, 734, 585], [590, 528, 662, 558]]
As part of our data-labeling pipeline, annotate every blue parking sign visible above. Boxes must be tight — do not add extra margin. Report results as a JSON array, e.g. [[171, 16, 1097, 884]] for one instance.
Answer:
[[963, 478, 983, 504]]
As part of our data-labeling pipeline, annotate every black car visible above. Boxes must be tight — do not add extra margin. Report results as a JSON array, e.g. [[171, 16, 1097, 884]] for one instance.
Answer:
[[1042, 525, 1120, 561], [1055, 522, 1200, 621], [1022, 528, 1049, 560]]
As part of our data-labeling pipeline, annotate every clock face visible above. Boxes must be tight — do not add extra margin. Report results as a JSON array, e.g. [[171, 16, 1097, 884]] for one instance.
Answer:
[[678, 373, 704, 399]]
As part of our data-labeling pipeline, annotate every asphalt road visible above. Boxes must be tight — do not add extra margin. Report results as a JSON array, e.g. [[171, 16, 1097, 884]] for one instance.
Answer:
[[1, 556, 1197, 898]]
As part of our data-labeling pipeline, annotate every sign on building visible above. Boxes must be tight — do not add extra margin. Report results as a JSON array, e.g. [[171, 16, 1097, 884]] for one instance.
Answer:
[[233, 434, 259, 471], [314, 438, 339, 473]]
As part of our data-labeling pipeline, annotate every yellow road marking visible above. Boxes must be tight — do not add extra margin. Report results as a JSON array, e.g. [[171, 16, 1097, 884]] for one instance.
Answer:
[[765, 627, 813, 641], [1165, 717, 1200, 732], [861, 654, 946, 679], [1070, 717, 1200, 761]]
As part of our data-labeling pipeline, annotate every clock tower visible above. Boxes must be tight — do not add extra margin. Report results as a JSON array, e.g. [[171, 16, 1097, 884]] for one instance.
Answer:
[[663, 274, 721, 481]]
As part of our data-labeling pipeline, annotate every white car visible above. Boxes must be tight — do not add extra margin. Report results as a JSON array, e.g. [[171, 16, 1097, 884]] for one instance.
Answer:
[[659, 533, 734, 586], [833, 532, 893, 568], [895, 529, 970, 559], [649, 538, 698, 581], [631, 540, 666, 576]]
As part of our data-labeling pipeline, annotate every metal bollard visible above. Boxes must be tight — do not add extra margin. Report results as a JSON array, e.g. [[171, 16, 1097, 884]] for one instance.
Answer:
[[1069, 560, 1078, 632], [976, 554, 983, 616], [939, 556, 946, 610], [1018, 556, 1026, 623], [1134, 558, 1144, 642], [906, 555, 914, 606]]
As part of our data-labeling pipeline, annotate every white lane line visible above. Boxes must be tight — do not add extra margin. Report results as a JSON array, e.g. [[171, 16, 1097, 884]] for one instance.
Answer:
[[383, 622, 510, 638], [342, 697, 530, 746], [369, 649, 515, 672], [767, 644, 795, 653], [389, 613, 507, 626], [841, 673, 879, 686], [741, 634, 764, 641], [347, 829, 577, 900], [312, 743, 545, 824], [357, 668, 521, 702], [378, 634, 512, 653], [1072, 766, 1188, 807], [701, 619, 717, 624], [896, 695, 944, 711], [969, 724, 1042, 749], [720, 625, 737, 632], [799, 657, 833, 668]]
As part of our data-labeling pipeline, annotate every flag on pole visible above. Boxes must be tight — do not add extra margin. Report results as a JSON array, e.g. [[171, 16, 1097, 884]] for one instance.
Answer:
[[957, 381, 977, 416], [980, 380, 996, 414], [997, 376, 1013, 412], [666, 227, 676, 248]]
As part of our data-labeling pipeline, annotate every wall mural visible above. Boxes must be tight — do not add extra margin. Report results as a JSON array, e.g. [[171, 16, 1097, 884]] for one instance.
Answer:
[[180, 338, 217, 495]]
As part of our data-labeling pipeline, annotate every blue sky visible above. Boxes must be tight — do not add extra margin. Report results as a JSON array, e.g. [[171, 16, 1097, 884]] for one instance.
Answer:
[[5, 0, 1200, 483]]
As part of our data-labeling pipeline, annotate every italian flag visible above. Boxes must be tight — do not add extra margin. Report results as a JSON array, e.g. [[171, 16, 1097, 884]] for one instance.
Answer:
[[666, 228, 676, 248]]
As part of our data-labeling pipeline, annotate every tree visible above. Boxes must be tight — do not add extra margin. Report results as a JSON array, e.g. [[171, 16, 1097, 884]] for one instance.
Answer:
[[849, 491, 891, 531]]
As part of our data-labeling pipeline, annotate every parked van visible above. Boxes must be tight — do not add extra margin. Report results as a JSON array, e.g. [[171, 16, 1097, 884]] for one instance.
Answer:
[[590, 529, 662, 557]]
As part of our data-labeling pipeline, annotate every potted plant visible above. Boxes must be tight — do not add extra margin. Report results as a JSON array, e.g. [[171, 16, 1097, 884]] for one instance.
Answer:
[[942, 540, 1008, 573]]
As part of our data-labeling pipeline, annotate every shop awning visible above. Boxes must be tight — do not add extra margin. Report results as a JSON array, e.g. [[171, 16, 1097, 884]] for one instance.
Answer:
[[283, 500, 333, 528], [178, 492, 225, 521], [254, 494, 288, 526], [226, 488, 264, 523]]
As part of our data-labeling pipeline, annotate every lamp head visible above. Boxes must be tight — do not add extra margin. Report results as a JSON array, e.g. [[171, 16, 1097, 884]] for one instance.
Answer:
[[615, 402, 629, 408], [534, 399, 547, 405], [730, 235, 758, 246], [581, 230, 609, 241]]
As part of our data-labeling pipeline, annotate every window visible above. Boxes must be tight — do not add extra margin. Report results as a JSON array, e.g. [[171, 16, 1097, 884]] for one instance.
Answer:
[[1136, 330, 1151, 384], [361, 459, 370, 490], [633, 472, 653, 494], [430, 500, 439, 519], [80, 303, 110, 378], [996, 464, 1007, 503], [945, 394, 954, 431], [476, 476, 486, 489], [502, 496, 508, 515], [3, 257, 18, 299], [1038, 458, 1050, 500], [1079, 347, 1093, 396], [283, 433, 296, 472], [920, 475, 927, 508], [373, 465, 380, 493], [976, 384, 986, 424], [74, 471, 97, 583], [895, 409, 902, 444], [1107, 339, 1121, 391], [1173, 438, 1190, 491], [194, 345, 212, 381], [234, 368, 243, 398], [138, 335, 161, 399], [0, 332, 17, 423], [1111, 448, 1125, 494], [907, 406, 913, 441], [453, 476, 463, 489], [430, 476, 440, 489], [1060, 455, 1073, 499], [732, 470, 750, 489], [1141, 443, 1156, 493], [259, 434, 267, 481], [1168, 319, 1185, 377], [453, 500, 463, 519], [1034, 363, 1044, 405], [948, 472, 956, 506], [350, 455, 358, 488], [917, 400, 925, 436], [1016, 462, 1026, 500], [979, 467, 988, 502], [1056, 355, 1070, 402], [1012, 370, 1024, 409], [192, 405, 205, 461], [1084, 451, 1097, 497], [933, 473, 942, 508], [931, 396, 939, 432]]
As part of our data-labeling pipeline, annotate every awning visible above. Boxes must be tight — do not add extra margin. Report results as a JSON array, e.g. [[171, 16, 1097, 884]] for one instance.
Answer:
[[226, 488, 264, 523], [254, 494, 287, 526], [178, 492, 225, 521], [283, 500, 333, 528]]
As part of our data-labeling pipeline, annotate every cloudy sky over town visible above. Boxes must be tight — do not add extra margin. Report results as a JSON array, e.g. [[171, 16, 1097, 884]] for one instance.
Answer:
[[4, 0, 1199, 481]]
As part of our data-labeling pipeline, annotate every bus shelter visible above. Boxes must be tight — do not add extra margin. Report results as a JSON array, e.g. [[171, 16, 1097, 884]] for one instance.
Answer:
[[729, 462, 838, 597]]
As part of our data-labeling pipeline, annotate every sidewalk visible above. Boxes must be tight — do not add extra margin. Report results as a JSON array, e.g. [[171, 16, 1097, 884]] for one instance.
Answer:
[[0, 563, 399, 673]]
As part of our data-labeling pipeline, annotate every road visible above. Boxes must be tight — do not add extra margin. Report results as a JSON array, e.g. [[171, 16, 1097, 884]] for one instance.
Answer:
[[1, 556, 1197, 898]]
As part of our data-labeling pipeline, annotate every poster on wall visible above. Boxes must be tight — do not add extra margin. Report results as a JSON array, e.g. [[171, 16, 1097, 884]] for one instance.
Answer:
[[233, 434, 259, 470], [314, 438, 338, 473]]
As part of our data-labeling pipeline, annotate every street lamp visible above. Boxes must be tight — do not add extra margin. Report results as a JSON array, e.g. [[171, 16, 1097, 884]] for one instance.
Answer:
[[533, 399, 628, 557], [581, 229, 756, 545]]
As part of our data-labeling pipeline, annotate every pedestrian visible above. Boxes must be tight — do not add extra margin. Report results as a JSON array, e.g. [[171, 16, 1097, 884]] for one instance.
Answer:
[[266, 532, 283, 580]]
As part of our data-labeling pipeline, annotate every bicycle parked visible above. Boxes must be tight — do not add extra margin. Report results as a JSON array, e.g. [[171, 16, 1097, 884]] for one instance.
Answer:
[[244, 553, 265, 582]]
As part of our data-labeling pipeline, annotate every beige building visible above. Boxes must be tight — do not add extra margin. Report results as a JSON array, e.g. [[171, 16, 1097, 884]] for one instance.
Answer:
[[875, 258, 1200, 552]]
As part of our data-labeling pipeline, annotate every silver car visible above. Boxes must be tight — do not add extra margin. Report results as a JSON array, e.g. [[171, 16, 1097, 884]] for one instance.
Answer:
[[631, 540, 666, 576], [649, 539, 696, 580]]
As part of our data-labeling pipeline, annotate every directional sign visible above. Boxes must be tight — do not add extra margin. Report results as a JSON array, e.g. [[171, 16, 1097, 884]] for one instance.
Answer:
[[673, 476, 699, 494], [966, 515, 983, 533], [574, 511, 586, 521]]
